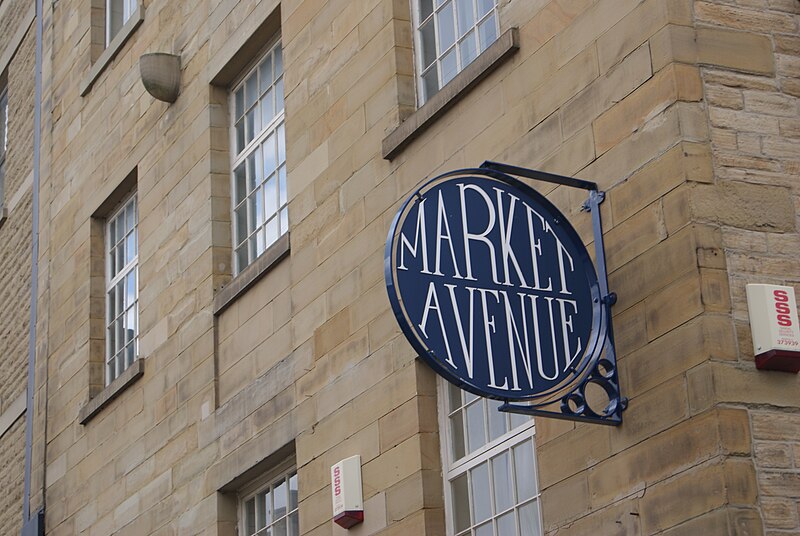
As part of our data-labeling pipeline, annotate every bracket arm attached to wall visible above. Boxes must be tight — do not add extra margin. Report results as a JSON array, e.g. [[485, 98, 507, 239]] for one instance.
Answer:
[[480, 162, 628, 426]]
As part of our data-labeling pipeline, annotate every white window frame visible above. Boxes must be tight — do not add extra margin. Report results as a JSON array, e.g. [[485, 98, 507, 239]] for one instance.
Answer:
[[238, 459, 299, 536], [411, 0, 500, 104], [439, 378, 543, 536], [229, 37, 287, 275], [106, 0, 137, 45], [105, 192, 138, 384]]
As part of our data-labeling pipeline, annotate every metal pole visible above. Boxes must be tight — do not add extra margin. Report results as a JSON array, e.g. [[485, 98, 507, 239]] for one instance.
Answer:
[[23, 0, 44, 524]]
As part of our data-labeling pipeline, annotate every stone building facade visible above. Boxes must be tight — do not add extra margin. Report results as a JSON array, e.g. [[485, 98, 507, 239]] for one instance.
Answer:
[[0, 0, 37, 533], [0, 0, 799, 535]]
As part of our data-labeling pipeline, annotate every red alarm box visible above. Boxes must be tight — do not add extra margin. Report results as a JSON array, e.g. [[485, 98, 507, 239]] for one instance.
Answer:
[[331, 456, 364, 529], [746, 284, 800, 372]]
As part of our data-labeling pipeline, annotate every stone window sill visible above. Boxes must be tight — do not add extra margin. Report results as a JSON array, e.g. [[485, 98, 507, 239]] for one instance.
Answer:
[[79, 358, 144, 425], [79, 5, 145, 96], [382, 28, 519, 160], [213, 233, 290, 315]]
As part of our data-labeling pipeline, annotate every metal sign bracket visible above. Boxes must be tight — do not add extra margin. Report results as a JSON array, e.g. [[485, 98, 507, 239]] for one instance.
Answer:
[[480, 161, 628, 426]]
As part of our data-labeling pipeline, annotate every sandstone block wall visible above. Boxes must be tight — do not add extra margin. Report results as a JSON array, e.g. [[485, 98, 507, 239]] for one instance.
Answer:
[[0, 0, 36, 532], [18, 0, 800, 535], [694, 1, 800, 534]]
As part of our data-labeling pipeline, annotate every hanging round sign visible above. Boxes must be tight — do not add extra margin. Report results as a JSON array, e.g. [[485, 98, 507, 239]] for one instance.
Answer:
[[385, 168, 607, 403]]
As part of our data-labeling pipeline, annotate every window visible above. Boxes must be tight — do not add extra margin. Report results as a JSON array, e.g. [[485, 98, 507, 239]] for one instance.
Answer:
[[105, 192, 138, 384], [240, 465, 299, 536], [0, 78, 7, 210], [413, 0, 499, 104], [230, 39, 287, 275], [441, 381, 543, 536], [106, 0, 137, 45]]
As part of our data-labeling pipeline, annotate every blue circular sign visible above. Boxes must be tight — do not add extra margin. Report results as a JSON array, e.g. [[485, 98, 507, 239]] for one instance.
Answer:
[[385, 169, 606, 403]]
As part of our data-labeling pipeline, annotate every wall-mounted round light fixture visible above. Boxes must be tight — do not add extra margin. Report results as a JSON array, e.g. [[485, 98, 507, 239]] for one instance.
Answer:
[[139, 53, 181, 103]]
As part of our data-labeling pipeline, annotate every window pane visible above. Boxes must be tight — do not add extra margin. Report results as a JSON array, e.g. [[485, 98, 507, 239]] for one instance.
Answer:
[[107, 317, 116, 354], [259, 490, 271, 528], [420, 20, 437, 69], [277, 123, 286, 163], [247, 195, 257, 232], [275, 78, 284, 113], [419, 0, 433, 21], [288, 473, 298, 510], [262, 88, 275, 127], [107, 288, 116, 322], [265, 177, 278, 219], [125, 341, 135, 367], [125, 308, 135, 344], [236, 245, 248, 272], [475, 522, 492, 536], [255, 187, 265, 229], [456, 0, 473, 36], [236, 120, 245, 154], [108, 0, 124, 42], [498, 511, 515, 534], [451, 473, 470, 533], [125, 233, 135, 264], [448, 382, 463, 410], [246, 109, 256, 144], [278, 166, 287, 206], [422, 68, 439, 102], [477, 0, 494, 17], [247, 154, 257, 192], [116, 216, 125, 242], [273, 517, 287, 536], [246, 74, 258, 109], [245, 499, 256, 535], [234, 164, 247, 204], [264, 134, 276, 177], [466, 401, 486, 453], [116, 281, 125, 314], [478, 13, 496, 51], [519, 501, 540, 536], [510, 412, 529, 430], [438, 2, 456, 52], [487, 399, 507, 441], [289, 512, 299, 536], [450, 411, 466, 461], [274, 45, 283, 76], [125, 202, 135, 231], [256, 228, 266, 257], [460, 32, 478, 66], [116, 320, 124, 352], [235, 88, 244, 119], [259, 56, 273, 91], [470, 463, 491, 524], [492, 452, 513, 512], [279, 208, 288, 235], [114, 244, 125, 270], [441, 48, 458, 86], [513, 440, 536, 501], [235, 204, 248, 246], [274, 478, 287, 518], [266, 217, 279, 247]]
